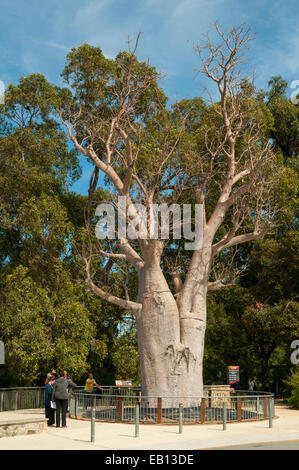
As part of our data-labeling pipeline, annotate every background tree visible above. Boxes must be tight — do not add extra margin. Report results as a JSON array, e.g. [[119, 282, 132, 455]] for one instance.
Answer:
[[203, 74, 298, 393], [0, 74, 116, 385]]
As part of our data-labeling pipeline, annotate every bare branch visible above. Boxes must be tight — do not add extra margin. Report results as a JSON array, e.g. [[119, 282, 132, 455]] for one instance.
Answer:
[[84, 256, 142, 314], [215, 231, 261, 252], [208, 279, 233, 291]]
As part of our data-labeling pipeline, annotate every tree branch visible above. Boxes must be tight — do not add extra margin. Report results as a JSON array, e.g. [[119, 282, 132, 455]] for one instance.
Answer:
[[208, 280, 233, 291], [214, 231, 261, 253], [84, 257, 142, 313]]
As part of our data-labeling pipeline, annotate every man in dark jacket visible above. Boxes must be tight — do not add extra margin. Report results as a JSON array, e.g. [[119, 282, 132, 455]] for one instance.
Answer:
[[51, 370, 76, 428]]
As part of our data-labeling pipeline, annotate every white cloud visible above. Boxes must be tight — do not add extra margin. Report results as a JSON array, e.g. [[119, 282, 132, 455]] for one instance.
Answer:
[[45, 41, 69, 51]]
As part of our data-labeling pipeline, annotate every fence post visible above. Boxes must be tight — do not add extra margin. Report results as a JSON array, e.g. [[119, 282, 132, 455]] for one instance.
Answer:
[[201, 398, 206, 424], [237, 397, 242, 421], [69, 395, 75, 417], [179, 403, 183, 434], [157, 397, 162, 423], [0, 391, 3, 412], [91, 405, 95, 443], [17, 389, 22, 410], [264, 397, 268, 419], [223, 401, 227, 431], [135, 403, 140, 437], [118, 397, 123, 422], [256, 396, 260, 414], [268, 397, 273, 428]]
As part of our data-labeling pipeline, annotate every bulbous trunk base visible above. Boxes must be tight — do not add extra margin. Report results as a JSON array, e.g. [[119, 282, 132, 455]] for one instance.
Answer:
[[136, 308, 205, 405]]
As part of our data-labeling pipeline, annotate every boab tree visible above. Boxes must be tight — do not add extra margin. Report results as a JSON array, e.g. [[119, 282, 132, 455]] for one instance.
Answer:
[[60, 25, 282, 398]]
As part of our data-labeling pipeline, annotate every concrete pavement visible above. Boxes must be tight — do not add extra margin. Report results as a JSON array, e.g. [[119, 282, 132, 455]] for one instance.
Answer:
[[0, 404, 298, 450]]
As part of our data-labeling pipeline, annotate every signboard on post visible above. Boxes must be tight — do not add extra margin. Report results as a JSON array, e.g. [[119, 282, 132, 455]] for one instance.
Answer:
[[0, 341, 5, 365], [115, 380, 132, 387], [228, 366, 240, 385]]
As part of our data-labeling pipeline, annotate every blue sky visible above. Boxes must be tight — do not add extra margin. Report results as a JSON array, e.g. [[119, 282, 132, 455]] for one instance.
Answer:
[[0, 0, 298, 194]]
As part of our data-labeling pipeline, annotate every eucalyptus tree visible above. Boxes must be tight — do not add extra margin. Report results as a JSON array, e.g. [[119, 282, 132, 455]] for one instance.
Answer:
[[0, 74, 106, 384]]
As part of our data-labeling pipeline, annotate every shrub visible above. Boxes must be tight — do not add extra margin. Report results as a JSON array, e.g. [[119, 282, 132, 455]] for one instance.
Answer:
[[287, 367, 299, 409]]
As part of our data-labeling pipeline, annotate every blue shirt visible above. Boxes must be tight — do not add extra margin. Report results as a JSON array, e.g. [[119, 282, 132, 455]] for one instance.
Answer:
[[45, 383, 53, 406]]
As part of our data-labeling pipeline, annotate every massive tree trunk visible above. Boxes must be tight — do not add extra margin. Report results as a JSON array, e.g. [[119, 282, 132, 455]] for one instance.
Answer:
[[135, 240, 209, 401]]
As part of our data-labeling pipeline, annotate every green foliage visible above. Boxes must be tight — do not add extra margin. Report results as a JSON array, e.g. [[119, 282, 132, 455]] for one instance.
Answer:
[[242, 301, 299, 387], [204, 287, 256, 386], [111, 328, 140, 385], [245, 233, 299, 303], [262, 76, 299, 163], [286, 367, 299, 409], [0, 266, 108, 385], [60, 43, 166, 137], [0, 72, 126, 387]]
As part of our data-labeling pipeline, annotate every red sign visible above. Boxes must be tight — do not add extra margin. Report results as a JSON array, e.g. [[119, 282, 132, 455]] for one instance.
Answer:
[[228, 366, 240, 384], [115, 380, 132, 386]]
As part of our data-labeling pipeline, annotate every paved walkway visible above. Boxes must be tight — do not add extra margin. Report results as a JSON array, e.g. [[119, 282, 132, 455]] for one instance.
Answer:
[[0, 404, 298, 450]]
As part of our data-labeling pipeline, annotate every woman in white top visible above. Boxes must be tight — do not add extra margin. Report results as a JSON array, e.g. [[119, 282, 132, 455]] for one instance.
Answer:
[[248, 377, 255, 393]]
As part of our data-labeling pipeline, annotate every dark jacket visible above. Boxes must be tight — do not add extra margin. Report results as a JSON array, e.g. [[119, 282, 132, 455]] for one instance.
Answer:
[[45, 383, 53, 407], [51, 377, 76, 401]]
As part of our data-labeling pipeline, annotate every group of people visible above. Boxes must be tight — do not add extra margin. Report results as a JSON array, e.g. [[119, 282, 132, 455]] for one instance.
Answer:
[[44, 369, 76, 428], [45, 370, 103, 427]]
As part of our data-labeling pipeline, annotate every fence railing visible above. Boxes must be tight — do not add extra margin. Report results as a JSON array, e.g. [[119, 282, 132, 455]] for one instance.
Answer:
[[0, 387, 45, 412], [0, 386, 140, 412], [0, 386, 274, 426], [69, 391, 274, 425]]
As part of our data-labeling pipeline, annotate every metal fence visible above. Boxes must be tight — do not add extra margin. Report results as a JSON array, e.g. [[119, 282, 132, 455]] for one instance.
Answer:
[[0, 386, 139, 412], [75, 386, 142, 398], [0, 387, 45, 411], [70, 391, 274, 425], [0, 386, 275, 426]]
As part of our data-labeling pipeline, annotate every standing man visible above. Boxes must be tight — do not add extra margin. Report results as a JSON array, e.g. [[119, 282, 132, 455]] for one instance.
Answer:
[[52, 370, 76, 428], [83, 373, 104, 410]]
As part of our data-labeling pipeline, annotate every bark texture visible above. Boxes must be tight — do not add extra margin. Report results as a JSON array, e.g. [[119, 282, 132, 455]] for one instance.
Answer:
[[135, 241, 209, 399]]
